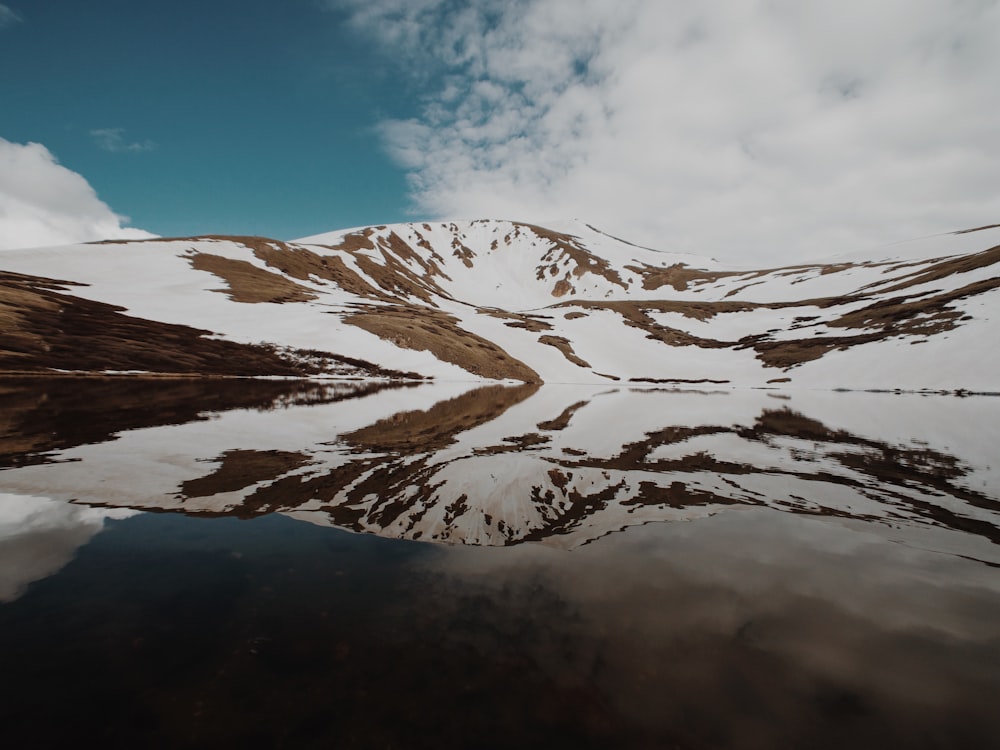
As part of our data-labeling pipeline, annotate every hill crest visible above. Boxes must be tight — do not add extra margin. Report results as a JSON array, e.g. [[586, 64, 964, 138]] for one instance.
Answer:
[[1, 219, 998, 390]]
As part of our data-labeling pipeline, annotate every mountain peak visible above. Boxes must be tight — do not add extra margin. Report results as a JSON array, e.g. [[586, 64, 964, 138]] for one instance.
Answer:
[[1, 219, 998, 390]]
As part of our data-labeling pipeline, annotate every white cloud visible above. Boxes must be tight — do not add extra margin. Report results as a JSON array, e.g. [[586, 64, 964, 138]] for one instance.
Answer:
[[0, 137, 155, 250], [335, 0, 1000, 264], [0, 4, 21, 29], [90, 127, 156, 154]]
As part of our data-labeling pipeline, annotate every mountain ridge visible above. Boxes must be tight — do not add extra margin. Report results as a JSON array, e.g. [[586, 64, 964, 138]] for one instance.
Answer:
[[1, 219, 998, 390], [2, 378, 998, 554]]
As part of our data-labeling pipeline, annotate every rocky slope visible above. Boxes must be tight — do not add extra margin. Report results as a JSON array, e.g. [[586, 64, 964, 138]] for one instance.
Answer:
[[1, 219, 998, 389]]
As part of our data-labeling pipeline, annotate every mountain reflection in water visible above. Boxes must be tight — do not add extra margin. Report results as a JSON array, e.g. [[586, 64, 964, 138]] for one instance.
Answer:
[[1, 377, 998, 748]]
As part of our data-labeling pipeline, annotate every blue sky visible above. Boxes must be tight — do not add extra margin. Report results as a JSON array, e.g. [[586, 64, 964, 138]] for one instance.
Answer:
[[2, 0, 999, 263], [0, 0, 415, 239]]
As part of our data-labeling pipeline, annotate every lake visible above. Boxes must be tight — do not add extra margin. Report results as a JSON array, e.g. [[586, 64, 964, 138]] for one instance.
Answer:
[[1, 377, 998, 748]]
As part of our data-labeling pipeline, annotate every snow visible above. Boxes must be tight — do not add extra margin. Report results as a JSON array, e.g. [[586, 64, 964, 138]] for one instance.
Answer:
[[0, 218, 997, 389]]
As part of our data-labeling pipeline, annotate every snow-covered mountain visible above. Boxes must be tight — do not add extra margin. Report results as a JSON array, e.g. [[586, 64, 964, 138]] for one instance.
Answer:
[[2, 219, 999, 389]]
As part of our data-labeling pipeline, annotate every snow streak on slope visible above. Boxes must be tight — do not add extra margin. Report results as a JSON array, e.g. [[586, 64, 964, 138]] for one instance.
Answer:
[[1, 220, 998, 388]]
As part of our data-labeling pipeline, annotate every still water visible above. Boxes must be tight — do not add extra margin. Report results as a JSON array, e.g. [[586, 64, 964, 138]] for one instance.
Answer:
[[1, 377, 999, 748]]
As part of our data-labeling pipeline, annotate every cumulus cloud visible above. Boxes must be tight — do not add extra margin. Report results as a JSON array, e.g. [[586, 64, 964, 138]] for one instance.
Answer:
[[0, 4, 21, 29], [334, 0, 1000, 264], [0, 137, 155, 250], [90, 127, 156, 154]]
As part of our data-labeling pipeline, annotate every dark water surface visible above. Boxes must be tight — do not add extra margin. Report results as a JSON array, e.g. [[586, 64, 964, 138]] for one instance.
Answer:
[[1, 377, 999, 748]]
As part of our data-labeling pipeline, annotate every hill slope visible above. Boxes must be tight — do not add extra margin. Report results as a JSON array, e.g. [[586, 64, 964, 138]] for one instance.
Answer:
[[1, 219, 998, 389]]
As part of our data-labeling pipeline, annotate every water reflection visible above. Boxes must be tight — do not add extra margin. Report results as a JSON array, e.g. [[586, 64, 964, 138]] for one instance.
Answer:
[[0, 493, 135, 601], [420, 511, 1000, 748], [0, 375, 406, 469], [1, 378, 997, 554], [0, 506, 997, 747], [1, 378, 999, 746]]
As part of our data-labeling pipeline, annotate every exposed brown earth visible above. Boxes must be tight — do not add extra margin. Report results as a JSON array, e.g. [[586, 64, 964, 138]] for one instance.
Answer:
[[747, 276, 1000, 368], [0, 271, 63, 360], [244, 239, 383, 299], [814, 263, 855, 277], [188, 252, 317, 303], [410, 225, 476, 268], [558, 299, 739, 350], [315, 227, 378, 252], [955, 224, 1000, 234], [345, 305, 540, 382], [513, 223, 629, 294], [324, 236, 446, 305], [483, 310, 554, 332], [0, 270, 409, 379], [191, 234, 450, 305], [625, 262, 741, 291], [13, 224, 1000, 379], [741, 333, 861, 369], [562, 298, 753, 322], [184, 229, 1000, 377], [538, 335, 591, 368], [259, 228, 454, 305], [552, 245, 999, 369], [450, 236, 477, 268], [859, 243, 1000, 295], [358, 231, 451, 304]]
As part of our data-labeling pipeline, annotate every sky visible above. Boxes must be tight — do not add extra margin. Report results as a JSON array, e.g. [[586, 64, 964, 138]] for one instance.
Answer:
[[1, 0, 998, 264]]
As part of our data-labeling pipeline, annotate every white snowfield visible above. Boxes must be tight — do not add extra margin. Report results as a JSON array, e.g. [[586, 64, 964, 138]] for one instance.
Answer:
[[1, 218, 998, 389]]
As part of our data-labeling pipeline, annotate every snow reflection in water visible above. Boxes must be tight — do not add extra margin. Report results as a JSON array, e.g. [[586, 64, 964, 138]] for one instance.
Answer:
[[1, 377, 998, 747]]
